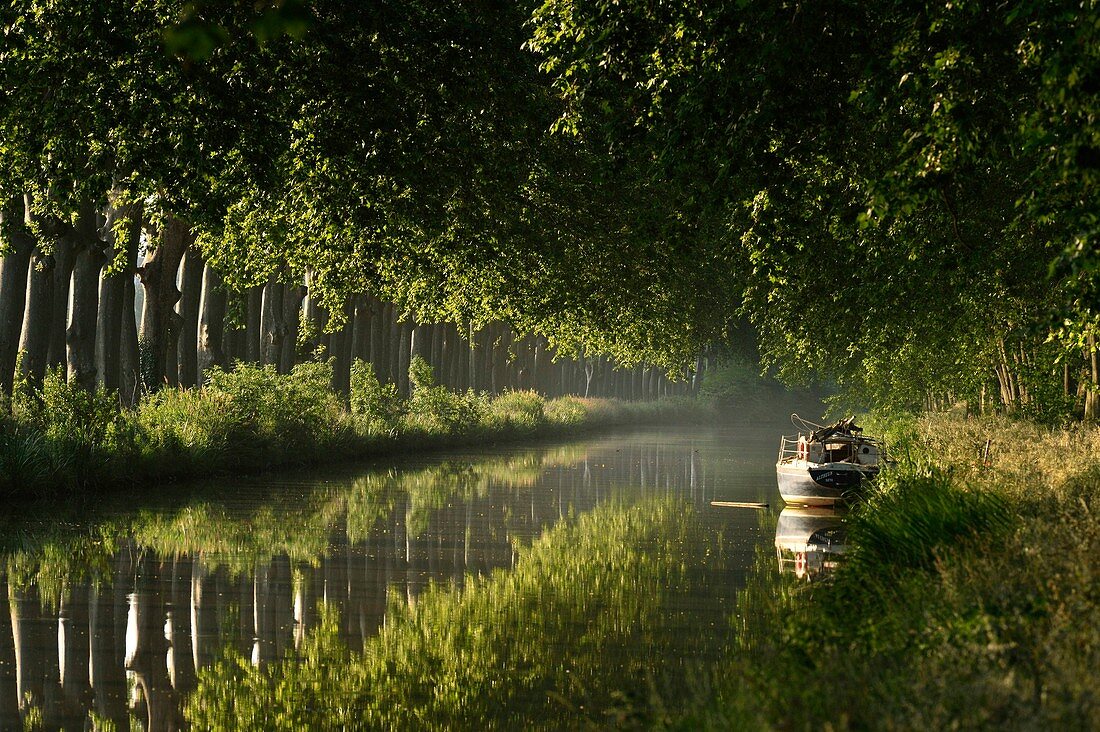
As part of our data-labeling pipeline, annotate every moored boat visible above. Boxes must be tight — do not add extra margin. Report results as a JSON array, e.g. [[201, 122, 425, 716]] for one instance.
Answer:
[[775, 415, 884, 506]]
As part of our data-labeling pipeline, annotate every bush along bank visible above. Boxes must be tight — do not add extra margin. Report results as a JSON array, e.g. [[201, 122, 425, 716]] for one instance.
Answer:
[[0, 356, 710, 498], [677, 413, 1100, 730]]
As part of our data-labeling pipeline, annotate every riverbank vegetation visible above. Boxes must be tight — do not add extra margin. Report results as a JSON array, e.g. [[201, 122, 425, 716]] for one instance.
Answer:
[[0, 357, 706, 497], [677, 413, 1100, 729]]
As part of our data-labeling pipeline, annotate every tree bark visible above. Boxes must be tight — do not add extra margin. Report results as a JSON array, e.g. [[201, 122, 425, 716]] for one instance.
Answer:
[[1086, 334, 1099, 422], [94, 202, 138, 394], [369, 296, 387, 380], [176, 247, 204, 387], [397, 317, 413, 395], [430, 323, 444, 377], [301, 272, 327, 361], [97, 269, 124, 392], [0, 196, 34, 397], [330, 301, 352, 394], [46, 235, 75, 371], [245, 285, 263, 364], [17, 244, 54, 391], [197, 263, 228, 381], [67, 205, 105, 392], [381, 302, 397, 382], [279, 281, 304, 373], [138, 214, 190, 391], [260, 275, 284, 367], [119, 220, 141, 406], [351, 294, 371, 365]]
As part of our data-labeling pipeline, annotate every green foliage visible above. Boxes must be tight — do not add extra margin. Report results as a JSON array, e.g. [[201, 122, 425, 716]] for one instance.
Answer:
[[201, 360, 351, 459], [697, 360, 795, 410], [528, 0, 1100, 410], [5, 367, 129, 488], [403, 357, 487, 434], [485, 389, 546, 431], [842, 468, 1012, 586], [348, 359, 403, 434]]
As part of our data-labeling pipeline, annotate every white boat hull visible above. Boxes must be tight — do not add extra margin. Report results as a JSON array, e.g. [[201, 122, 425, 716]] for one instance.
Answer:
[[775, 460, 877, 506]]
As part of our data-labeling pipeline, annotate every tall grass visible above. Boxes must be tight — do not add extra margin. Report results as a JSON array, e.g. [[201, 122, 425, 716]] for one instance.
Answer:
[[677, 412, 1100, 729], [0, 358, 709, 497]]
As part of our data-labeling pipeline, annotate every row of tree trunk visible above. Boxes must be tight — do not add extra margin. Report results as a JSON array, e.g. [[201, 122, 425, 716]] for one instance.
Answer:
[[0, 200, 701, 404], [990, 337, 1100, 419]]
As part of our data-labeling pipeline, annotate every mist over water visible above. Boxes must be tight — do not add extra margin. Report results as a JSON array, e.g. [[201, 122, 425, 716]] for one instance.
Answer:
[[0, 418, 792, 729]]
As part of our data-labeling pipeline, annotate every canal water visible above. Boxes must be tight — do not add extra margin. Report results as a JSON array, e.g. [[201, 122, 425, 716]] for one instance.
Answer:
[[0, 421, 793, 730]]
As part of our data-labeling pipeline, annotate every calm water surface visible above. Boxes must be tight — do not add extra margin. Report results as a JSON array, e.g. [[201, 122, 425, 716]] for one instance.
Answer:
[[0, 422, 788, 730]]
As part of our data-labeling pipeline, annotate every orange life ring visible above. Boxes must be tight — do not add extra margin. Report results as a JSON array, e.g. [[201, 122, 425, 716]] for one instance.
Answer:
[[794, 552, 807, 578], [797, 437, 808, 461]]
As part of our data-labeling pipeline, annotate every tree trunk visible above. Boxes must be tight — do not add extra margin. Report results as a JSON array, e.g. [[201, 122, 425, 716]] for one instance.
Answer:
[[351, 294, 371, 365], [0, 196, 34, 397], [120, 280, 139, 404], [46, 235, 75, 371], [119, 222, 141, 407], [67, 206, 105, 392], [197, 263, 228, 381], [301, 272, 327, 361], [245, 285, 263, 364], [260, 276, 284, 367], [18, 244, 54, 391], [138, 214, 190, 391], [220, 293, 245, 365], [482, 324, 497, 394], [410, 323, 430, 365], [1086, 335, 1099, 422], [397, 317, 412, 395], [369, 297, 387, 380], [430, 323, 444, 377], [96, 264, 124, 392], [279, 281, 304, 373], [386, 305, 402, 385], [330, 301, 352, 394], [94, 202, 138, 394], [176, 247, 204, 387]]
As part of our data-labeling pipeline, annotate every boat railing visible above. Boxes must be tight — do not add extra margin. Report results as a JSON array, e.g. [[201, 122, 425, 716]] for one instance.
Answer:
[[777, 434, 803, 462]]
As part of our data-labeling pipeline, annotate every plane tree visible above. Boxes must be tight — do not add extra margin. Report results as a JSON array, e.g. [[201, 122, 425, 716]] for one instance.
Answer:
[[527, 0, 1099, 413]]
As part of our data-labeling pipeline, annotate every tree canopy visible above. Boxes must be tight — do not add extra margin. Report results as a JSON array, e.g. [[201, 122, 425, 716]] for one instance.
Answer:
[[1, 0, 1096, 405], [528, 0, 1099, 410]]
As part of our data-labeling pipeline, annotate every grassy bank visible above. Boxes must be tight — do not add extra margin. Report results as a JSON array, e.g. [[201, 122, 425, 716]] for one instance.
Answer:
[[0, 357, 710, 498], [679, 413, 1100, 729]]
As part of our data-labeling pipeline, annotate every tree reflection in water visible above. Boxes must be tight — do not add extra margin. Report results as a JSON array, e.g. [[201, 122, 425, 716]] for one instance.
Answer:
[[0, 430, 763, 730]]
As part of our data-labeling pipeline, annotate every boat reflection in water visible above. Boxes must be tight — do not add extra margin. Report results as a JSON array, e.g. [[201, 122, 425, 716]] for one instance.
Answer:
[[774, 506, 847, 580]]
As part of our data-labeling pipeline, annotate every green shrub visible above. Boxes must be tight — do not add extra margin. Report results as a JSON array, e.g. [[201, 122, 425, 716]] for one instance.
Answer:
[[0, 425, 53, 496], [132, 387, 237, 473], [197, 361, 350, 461], [349, 359, 403, 433], [487, 390, 546, 430], [21, 367, 129, 485], [404, 356, 486, 434]]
